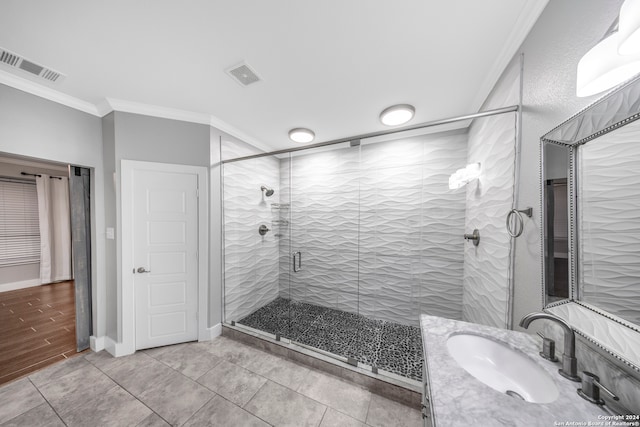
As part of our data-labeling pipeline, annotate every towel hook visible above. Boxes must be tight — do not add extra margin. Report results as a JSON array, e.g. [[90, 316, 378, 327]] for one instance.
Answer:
[[506, 208, 532, 237]]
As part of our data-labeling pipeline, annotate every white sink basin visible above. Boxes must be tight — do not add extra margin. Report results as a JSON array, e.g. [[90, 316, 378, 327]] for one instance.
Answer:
[[446, 333, 559, 403]]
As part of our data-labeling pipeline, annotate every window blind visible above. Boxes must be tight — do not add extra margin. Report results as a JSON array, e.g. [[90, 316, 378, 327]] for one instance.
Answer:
[[0, 180, 40, 267]]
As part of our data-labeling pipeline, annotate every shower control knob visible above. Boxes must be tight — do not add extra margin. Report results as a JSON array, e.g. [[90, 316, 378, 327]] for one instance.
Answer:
[[463, 229, 480, 246], [258, 224, 270, 236]]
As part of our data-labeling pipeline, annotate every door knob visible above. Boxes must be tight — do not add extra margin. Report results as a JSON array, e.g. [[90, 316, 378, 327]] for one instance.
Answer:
[[136, 267, 151, 273]]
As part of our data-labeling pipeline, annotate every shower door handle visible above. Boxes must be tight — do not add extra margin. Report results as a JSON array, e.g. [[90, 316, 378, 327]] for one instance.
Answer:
[[293, 251, 302, 272]]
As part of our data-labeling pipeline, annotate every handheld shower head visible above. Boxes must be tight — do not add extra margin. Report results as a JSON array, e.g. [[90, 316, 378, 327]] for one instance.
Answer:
[[261, 185, 274, 197]]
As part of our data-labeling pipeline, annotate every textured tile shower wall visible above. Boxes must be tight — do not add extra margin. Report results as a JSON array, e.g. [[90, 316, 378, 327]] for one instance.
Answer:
[[223, 155, 281, 321], [278, 133, 468, 326], [462, 62, 519, 328]]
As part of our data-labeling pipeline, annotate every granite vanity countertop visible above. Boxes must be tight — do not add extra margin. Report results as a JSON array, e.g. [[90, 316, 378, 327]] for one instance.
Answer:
[[420, 314, 613, 427]]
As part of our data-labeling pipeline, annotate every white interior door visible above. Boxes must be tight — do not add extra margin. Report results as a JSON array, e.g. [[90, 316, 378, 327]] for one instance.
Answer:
[[133, 168, 199, 350]]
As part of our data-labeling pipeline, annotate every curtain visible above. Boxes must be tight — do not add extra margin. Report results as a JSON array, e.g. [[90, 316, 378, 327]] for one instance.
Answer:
[[36, 174, 72, 284]]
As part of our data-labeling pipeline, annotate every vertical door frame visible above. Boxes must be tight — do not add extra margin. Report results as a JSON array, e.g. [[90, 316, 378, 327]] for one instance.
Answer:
[[120, 160, 208, 356]]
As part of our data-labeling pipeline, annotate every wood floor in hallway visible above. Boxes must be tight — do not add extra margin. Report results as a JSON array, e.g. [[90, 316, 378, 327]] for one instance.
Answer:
[[0, 281, 79, 385]]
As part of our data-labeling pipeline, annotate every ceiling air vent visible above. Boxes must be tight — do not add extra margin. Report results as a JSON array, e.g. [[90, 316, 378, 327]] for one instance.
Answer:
[[226, 62, 261, 87], [0, 47, 65, 84]]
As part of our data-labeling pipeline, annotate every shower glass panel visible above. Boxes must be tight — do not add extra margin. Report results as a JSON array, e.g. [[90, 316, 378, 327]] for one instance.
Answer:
[[222, 154, 291, 338], [287, 142, 363, 363], [222, 128, 470, 382]]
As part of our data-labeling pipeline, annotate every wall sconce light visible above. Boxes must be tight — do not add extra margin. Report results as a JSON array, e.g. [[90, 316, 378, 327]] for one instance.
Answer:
[[448, 163, 481, 190], [577, 1, 640, 97]]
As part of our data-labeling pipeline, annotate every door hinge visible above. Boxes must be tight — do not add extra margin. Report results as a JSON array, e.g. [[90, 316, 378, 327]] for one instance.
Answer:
[[196, 188, 199, 198]]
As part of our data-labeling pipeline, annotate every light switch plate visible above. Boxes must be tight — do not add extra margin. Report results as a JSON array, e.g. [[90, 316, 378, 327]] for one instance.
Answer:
[[106, 227, 115, 240]]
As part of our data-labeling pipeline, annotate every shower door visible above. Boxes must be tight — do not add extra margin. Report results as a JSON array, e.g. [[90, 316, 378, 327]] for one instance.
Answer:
[[287, 142, 367, 365]]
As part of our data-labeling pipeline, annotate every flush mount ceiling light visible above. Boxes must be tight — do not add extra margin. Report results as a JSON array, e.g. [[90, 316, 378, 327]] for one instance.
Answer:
[[576, 32, 640, 97], [288, 128, 315, 143], [577, 2, 640, 97], [577, 32, 640, 97], [379, 104, 415, 126], [619, 0, 640, 54]]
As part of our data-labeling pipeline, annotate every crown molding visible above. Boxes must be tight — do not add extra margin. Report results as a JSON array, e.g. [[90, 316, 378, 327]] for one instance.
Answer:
[[0, 69, 100, 116], [469, 0, 549, 112], [208, 115, 274, 153], [0, 72, 271, 152], [104, 98, 212, 125], [95, 99, 114, 117]]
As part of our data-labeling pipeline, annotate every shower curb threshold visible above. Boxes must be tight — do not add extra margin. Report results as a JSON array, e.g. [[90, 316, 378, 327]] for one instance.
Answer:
[[222, 324, 422, 409]]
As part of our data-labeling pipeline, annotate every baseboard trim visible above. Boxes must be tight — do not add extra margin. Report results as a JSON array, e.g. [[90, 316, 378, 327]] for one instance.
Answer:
[[113, 341, 135, 357], [104, 336, 116, 356], [104, 338, 134, 357], [199, 323, 222, 342], [0, 278, 41, 293], [90, 335, 105, 352], [101, 324, 221, 358]]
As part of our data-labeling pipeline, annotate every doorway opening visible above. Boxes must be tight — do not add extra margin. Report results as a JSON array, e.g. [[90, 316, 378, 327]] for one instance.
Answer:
[[0, 154, 93, 385]]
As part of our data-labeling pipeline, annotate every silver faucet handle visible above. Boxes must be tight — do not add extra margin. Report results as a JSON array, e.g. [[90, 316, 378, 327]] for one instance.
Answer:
[[578, 372, 619, 405], [536, 332, 558, 362]]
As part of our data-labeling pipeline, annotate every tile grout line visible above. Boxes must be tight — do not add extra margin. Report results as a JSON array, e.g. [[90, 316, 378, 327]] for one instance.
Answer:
[[170, 392, 216, 427], [252, 367, 371, 424], [364, 389, 375, 426], [216, 392, 275, 426], [240, 373, 269, 410], [84, 354, 174, 427], [95, 345, 261, 426], [209, 354, 335, 423], [28, 376, 69, 427], [80, 338, 417, 426], [316, 406, 329, 427]]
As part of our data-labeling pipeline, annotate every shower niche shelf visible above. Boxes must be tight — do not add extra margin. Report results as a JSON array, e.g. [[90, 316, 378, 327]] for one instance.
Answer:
[[270, 203, 290, 210]]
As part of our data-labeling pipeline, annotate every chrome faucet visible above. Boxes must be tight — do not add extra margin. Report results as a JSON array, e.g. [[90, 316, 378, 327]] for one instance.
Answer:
[[519, 312, 580, 382]]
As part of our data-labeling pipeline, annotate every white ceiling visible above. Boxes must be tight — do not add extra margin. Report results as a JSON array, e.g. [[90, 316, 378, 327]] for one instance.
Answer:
[[0, 1, 547, 151]]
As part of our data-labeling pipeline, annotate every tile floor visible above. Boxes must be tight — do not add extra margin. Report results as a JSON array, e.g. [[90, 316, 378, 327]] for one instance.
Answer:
[[239, 297, 424, 381], [0, 335, 423, 426]]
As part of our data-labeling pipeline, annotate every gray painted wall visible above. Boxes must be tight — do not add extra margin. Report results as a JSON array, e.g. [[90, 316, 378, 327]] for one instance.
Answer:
[[101, 113, 118, 339], [113, 112, 210, 167], [0, 83, 107, 339]]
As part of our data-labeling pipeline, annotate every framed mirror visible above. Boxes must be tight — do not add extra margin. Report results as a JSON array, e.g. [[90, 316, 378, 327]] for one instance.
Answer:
[[541, 74, 640, 372]]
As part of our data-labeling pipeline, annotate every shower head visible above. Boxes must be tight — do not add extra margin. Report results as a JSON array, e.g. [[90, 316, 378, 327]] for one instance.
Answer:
[[261, 185, 274, 197]]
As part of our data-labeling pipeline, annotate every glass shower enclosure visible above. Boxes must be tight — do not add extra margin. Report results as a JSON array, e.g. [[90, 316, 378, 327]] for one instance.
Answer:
[[222, 130, 469, 382]]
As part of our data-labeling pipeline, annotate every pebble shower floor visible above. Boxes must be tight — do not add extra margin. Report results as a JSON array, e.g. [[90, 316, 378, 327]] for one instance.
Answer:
[[238, 297, 423, 381]]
